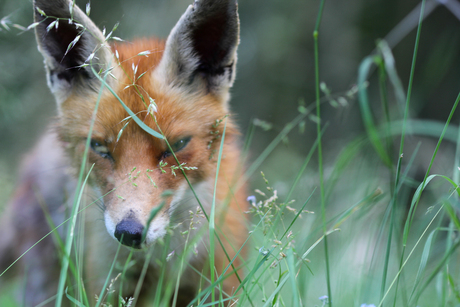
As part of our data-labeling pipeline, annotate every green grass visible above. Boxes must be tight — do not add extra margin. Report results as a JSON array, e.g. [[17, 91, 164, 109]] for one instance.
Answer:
[[2, 0, 460, 306]]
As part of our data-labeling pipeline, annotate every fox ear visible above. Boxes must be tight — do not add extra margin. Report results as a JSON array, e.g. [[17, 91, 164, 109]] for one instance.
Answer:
[[33, 0, 113, 104], [155, 0, 239, 99]]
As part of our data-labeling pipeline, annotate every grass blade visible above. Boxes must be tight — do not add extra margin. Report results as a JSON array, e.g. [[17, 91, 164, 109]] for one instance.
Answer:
[[313, 0, 332, 304]]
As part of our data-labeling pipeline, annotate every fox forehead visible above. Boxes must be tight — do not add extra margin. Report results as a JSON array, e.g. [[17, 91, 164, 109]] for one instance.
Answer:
[[60, 38, 228, 144]]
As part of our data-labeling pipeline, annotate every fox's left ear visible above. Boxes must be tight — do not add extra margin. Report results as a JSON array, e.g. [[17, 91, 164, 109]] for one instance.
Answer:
[[155, 0, 239, 100]]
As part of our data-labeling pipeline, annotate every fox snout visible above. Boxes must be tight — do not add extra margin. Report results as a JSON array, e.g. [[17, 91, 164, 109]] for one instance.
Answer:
[[107, 213, 168, 249], [104, 198, 170, 249], [114, 218, 144, 249]]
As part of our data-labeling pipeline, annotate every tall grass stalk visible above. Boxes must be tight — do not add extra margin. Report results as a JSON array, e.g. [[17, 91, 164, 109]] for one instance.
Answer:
[[208, 119, 228, 304], [383, 1, 427, 304], [313, 0, 332, 305], [397, 0, 426, 233], [93, 241, 122, 307], [378, 205, 443, 307], [54, 63, 112, 306]]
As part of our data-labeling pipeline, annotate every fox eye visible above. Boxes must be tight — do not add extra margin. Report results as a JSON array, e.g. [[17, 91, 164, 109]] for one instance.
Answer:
[[164, 136, 191, 157], [90, 139, 112, 159]]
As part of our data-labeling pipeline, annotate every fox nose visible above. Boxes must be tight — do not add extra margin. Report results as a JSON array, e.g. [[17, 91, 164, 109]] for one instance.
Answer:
[[114, 219, 144, 249]]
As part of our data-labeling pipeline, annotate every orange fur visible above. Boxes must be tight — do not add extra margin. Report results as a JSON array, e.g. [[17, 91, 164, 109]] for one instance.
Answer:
[[0, 1, 247, 306], [60, 38, 247, 305]]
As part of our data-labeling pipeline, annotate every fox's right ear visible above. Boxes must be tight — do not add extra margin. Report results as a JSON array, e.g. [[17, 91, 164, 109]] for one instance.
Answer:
[[33, 0, 113, 104]]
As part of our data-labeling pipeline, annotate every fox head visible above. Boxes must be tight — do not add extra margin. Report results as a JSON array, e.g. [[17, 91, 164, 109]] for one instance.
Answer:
[[33, 0, 241, 249]]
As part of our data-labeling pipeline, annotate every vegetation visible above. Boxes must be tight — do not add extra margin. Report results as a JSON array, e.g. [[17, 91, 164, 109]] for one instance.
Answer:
[[2, 0, 460, 306]]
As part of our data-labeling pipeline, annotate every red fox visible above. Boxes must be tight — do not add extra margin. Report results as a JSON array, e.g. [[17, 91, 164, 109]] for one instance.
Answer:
[[0, 0, 248, 306]]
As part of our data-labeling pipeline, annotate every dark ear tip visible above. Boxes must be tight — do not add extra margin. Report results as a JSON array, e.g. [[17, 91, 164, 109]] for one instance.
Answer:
[[194, 0, 238, 11]]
